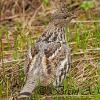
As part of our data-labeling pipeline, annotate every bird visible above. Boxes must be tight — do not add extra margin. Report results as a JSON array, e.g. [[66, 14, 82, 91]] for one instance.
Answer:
[[18, 4, 75, 99]]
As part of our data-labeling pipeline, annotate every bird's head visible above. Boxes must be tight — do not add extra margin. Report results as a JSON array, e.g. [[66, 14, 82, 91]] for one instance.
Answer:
[[51, 5, 76, 27]]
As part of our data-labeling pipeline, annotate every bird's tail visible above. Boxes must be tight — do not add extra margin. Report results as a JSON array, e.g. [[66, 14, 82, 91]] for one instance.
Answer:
[[18, 79, 36, 99]]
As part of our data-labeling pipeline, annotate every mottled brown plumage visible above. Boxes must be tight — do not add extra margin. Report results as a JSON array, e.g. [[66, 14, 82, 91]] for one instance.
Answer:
[[18, 5, 75, 99]]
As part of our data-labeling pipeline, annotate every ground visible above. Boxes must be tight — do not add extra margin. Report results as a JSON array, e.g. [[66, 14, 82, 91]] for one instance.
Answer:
[[0, 0, 100, 100]]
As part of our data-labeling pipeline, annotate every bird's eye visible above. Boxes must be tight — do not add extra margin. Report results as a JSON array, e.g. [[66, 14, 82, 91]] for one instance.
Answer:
[[64, 16, 67, 19]]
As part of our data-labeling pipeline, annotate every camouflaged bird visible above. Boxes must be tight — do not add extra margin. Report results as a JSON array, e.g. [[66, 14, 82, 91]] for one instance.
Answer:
[[18, 5, 75, 99]]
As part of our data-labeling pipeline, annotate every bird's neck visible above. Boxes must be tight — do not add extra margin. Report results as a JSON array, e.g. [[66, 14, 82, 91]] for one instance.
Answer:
[[39, 23, 66, 43]]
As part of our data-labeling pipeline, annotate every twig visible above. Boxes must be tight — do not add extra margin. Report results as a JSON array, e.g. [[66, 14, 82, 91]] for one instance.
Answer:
[[71, 20, 100, 23], [41, 94, 95, 100], [0, 15, 19, 22], [72, 57, 100, 64], [71, 48, 100, 56], [0, 38, 3, 67], [28, 3, 43, 26], [0, 59, 25, 66]]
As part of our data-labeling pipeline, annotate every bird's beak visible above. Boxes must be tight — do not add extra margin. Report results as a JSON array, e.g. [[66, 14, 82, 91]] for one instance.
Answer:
[[71, 14, 77, 19], [68, 14, 77, 23]]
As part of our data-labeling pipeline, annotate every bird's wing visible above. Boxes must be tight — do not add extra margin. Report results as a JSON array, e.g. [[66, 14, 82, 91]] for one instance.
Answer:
[[42, 42, 71, 86], [42, 42, 71, 78]]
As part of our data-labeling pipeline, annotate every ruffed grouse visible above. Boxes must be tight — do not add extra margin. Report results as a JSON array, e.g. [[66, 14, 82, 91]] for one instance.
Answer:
[[18, 5, 75, 99]]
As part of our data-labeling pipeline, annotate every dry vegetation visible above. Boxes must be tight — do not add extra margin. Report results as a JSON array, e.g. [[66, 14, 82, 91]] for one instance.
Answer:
[[0, 0, 100, 100]]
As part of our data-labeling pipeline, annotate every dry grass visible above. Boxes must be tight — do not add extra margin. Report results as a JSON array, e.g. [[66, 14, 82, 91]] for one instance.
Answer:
[[0, 0, 100, 100]]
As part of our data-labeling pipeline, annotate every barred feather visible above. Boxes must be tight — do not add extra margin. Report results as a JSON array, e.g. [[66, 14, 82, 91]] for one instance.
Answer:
[[18, 5, 74, 99]]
